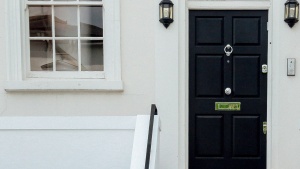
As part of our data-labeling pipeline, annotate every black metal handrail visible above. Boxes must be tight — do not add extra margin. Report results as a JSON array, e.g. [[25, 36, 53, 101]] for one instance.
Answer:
[[145, 104, 158, 169]]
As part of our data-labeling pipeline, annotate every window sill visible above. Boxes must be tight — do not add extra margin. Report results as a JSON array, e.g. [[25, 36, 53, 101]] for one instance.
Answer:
[[4, 80, 123, 92]]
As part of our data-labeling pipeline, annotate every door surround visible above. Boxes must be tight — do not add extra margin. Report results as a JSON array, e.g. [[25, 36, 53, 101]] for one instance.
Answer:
[[178, 1, 273, 169]]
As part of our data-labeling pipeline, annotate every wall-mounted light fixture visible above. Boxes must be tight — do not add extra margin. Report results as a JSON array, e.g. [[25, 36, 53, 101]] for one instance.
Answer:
[[159, 0, 174, 28], [284, 0, 299, 28]]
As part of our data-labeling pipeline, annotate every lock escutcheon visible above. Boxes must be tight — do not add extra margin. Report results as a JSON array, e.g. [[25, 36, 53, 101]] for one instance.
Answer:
[[262, 64, 268, 74]]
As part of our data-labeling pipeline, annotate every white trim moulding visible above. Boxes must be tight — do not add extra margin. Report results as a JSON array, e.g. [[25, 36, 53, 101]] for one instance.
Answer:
[[0, 116, 136, 130], [4, 80, 123, 91], [188, 1, 271, 10], [26, 2, 103, 6]]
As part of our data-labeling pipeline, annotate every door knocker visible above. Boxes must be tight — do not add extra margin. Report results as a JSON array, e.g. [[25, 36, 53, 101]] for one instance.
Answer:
[[224, 44, 233, 56]]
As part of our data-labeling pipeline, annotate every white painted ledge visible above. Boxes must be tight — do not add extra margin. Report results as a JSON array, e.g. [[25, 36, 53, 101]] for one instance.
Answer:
[[4, 80, 123, 91], [0, 116, 136, 130]]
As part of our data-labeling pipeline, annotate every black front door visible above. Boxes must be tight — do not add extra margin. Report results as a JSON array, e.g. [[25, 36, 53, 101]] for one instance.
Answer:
[[189, 10, 268, 169]]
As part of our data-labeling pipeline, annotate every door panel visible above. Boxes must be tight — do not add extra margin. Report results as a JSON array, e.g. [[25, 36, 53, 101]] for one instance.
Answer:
[[189, 10, 268, 169], [233, 17, 261, 45], [196, 17, 224, 45], [233, 55, 260, 97], [232, 116, 260, 157], [196, 115, 224, 157], [196, 55, 224, 97]]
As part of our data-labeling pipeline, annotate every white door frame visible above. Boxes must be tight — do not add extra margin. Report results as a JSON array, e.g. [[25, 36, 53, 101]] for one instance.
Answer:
[[178, 1, 273, 169]]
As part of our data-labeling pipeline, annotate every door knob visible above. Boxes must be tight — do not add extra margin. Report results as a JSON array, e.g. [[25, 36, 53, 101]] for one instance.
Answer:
[[225, 88, 232, 95]]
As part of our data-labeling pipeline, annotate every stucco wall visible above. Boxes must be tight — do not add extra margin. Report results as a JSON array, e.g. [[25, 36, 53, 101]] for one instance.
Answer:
[[0, 0, 155, 116], [1, 0, 300, 169], [271, 0, 300, 168]]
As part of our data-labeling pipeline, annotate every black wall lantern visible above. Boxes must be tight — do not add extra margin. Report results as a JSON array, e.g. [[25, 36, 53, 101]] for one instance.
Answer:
[[284, 0, 299, 28], [159, 0, 174, 28]]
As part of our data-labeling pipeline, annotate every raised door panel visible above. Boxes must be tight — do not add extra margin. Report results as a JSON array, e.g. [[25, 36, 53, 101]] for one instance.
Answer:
[[233, 116, 260, 157], [196, 115, 224, 157], [196, 17, 224, 45], [233, 18, 260, 46], [196, 55, 224, 97], [233, 56, 260, 97]]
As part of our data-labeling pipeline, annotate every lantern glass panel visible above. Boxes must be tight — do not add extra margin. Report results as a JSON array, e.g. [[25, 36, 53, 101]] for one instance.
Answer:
[[170, 6, 173, 19], [296, 5, 299, 19], [163, 4, 170, 18], [159, 5, 163, 19], [289, 4, 296, 18], [285, 4, 289, 19]]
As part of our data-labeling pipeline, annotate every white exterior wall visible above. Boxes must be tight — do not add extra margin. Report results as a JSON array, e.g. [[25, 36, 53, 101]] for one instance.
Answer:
[[155, 0, 300, 169], [0, 0, 155, 116], [0, 0, 300, 169], [271, 0, 300, 168]]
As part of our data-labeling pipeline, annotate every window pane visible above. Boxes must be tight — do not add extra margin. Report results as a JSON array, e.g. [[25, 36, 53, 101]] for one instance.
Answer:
[[80, 6, 103, 37], [55, 6, 78, 37], [81, 40, 103, 71], [30, 40, 53, 71], [29, 6, 52, 37], [56, 40, 79, 71]]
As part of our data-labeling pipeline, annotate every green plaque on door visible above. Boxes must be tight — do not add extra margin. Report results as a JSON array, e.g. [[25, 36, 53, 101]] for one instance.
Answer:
[[215, 102, 241, 111]]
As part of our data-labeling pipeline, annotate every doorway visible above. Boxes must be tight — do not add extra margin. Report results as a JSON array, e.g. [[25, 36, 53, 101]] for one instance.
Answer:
[[189, 10, 268, 169]]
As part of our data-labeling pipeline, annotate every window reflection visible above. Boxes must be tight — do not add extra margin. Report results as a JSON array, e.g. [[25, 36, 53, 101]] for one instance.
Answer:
[[56, 40, 79, 71], [29, 6, 52, 37], [81, 40, 103, 71], [55, 6, 78, 37], [80, 6, 103, 37], [29, 4, 104, 72], [30, 40, 53, 71]]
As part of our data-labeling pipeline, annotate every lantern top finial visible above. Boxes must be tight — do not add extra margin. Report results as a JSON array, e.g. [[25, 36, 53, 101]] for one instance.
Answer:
[[159, 0, 174, 5], [285, 0, 299, 5]]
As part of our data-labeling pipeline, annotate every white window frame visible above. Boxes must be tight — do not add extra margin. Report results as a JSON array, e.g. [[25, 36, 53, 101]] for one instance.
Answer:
[[5, 0, 122, 91]]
